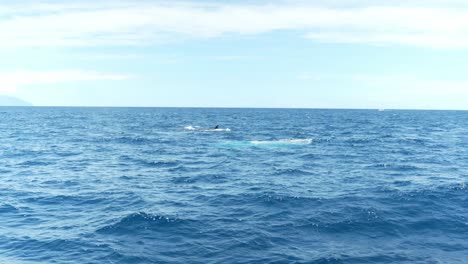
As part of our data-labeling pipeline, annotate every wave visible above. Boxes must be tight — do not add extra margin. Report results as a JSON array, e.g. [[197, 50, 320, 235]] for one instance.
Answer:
[[96, 212, 198, 235], [256, 193, 323, 208], [141, 160, 180, 168], [200, 192, 324, 210], [309, 254, 412, 263], [18, 160, 54, 167], [1, 236, 119, 264], [119, 155, 180, 168], [97, 135, 158, 145], [23, 194, 107, 206], [272, 168, 312, 176], [0, 203, 19, 213], [250, 138, 312, 145], [366, 163, 423, 172], [171, 173, 229, 184], [114, 135, 153, 144]]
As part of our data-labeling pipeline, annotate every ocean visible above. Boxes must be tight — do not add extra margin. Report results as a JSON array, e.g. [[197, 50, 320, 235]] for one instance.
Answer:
[[0, 107, 467, 263]]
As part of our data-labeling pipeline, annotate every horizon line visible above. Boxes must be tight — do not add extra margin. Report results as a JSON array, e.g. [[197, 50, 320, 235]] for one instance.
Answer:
[[1, 105, 467, 111]]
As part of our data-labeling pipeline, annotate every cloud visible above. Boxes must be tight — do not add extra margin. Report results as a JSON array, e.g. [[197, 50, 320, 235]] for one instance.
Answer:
[[1, 1, 468, 48], [0, 70, 132, 93]]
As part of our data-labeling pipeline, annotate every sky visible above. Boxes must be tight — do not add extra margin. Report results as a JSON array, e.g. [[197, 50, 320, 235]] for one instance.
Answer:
[[2, 0, 468, 109]]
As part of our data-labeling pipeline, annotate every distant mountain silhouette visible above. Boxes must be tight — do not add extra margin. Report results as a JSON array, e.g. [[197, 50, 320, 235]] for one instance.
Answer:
[[0, 96, 32, 106]]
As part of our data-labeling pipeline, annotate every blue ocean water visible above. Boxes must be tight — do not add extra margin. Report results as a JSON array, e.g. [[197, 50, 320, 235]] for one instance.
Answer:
[[0, 107, 467, 264]]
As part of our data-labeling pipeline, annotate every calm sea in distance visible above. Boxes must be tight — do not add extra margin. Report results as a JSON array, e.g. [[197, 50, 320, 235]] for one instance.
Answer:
[[0, 107, 467, 263]]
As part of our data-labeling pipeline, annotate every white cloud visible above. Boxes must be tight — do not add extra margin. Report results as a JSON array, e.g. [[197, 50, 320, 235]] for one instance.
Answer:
[[0, 70, 132, 93], [1, 1, 468, 48]]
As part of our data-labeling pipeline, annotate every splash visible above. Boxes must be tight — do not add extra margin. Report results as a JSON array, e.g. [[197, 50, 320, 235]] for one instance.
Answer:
[[184, 125, 231, 132]]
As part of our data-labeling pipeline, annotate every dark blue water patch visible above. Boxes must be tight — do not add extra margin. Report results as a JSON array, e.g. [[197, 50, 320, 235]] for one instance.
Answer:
[[393, 180, 412, 186], [365, 162, 424, 172], [310, 254, 413, 264], [22, 194, 107, 207], [0, 236, 121, 264], [0, 203, 19, 213], [96, 134, 172, 146], [17, 160, 56, 167], [2, 149, 45, 159], [138, 160, 181, 168], [40, 179, 80, 187], [54, 151, 83, 157], [272, 168, 313, 177], [170, 173, 229, 185]]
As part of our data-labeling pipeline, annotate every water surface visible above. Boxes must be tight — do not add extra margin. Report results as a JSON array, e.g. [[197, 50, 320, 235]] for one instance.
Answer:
[[0, 107, 467, 263]]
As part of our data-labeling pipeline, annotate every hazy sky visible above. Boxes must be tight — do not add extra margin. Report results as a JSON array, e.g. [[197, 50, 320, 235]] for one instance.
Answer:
[[2, 0, 468, 109]]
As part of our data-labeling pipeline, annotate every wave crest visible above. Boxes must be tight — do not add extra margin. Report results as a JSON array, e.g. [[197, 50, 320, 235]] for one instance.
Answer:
[[96, 212, 195, 235]]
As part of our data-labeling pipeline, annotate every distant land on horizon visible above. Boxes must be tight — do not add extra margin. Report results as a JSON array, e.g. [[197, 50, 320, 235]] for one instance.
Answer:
[[0, 96, 33, 106]]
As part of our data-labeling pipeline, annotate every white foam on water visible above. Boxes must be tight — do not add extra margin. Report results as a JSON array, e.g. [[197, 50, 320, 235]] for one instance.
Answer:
[[184, 126, 199, 131], [184, 126, 231, 132], [280, 138, 313, 144], [250, 138, 312, 145], [210, 128, 231, 132]]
